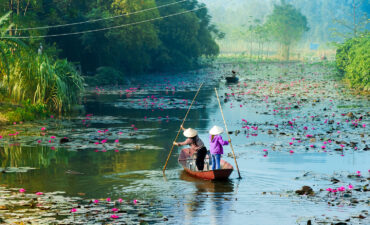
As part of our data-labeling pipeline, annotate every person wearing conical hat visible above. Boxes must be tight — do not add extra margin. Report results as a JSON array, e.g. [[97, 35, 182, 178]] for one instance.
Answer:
[[209, 125, 230, 170], [174, 125, 207, 171]]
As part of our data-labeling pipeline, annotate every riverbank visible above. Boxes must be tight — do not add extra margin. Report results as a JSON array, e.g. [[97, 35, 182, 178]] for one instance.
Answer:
[[0, 100, 49, 126]]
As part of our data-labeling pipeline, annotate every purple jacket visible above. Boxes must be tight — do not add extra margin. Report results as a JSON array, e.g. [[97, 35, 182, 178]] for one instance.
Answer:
[[209, 135, 229, 154]]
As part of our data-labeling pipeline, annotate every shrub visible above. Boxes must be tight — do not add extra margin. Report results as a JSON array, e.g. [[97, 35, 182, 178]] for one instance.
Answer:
[[336, 33, 370, 92], [5, 100, 49, 122], [85, 66, 126, 86]]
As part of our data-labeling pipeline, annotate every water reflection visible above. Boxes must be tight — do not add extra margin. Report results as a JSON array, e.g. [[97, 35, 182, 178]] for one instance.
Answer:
[[179, 171, 235, 225]]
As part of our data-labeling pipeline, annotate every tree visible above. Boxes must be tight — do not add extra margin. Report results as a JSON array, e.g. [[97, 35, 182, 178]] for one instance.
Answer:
[[332, 0, 369, 40], [263, 0, 309, 60]]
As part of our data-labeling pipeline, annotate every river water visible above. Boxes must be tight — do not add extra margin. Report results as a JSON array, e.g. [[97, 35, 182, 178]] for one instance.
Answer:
[[0, 61, 369, 224]]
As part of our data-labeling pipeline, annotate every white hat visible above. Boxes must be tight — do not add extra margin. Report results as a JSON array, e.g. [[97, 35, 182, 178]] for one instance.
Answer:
[[183, 128, 198, 138], [209, 126, 224, 135]]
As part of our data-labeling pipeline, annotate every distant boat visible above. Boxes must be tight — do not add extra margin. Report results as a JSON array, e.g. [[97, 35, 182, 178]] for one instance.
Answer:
[[225, 70, 239, 83], [178, 148, 233, 180], [225, 76, 239, 83]]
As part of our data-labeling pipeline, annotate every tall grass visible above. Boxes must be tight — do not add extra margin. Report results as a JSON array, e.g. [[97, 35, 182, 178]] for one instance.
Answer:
[[0, 13, 84, 113], [2, 51, 84, 112]]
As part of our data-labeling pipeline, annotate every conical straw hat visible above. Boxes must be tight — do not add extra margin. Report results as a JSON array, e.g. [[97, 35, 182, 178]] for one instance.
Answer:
[[183, 128, 197, 138], [209, 126, 224, 135]]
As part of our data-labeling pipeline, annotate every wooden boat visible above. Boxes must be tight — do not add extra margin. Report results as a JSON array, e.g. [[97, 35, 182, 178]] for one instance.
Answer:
[[179, 171, 234, 192], [225, 76, 239, 83], [178, 148, 233, 180]]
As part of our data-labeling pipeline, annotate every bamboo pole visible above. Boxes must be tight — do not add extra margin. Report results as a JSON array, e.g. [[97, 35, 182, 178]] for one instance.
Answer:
[[214, 88, 242, 179], [162, 83, 203, 173]]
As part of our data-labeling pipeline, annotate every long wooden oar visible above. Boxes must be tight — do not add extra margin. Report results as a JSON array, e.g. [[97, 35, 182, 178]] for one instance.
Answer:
[[162, 83, 204, 173], [214, 88, 242, 179]]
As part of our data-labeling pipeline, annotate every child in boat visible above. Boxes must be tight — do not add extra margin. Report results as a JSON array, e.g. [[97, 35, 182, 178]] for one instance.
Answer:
[[209, 126, 230, 170], [174, 125, 207, 171]]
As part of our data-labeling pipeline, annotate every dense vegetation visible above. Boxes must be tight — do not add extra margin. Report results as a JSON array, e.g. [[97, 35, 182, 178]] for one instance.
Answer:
[[336, 32, 370, 92], [0, 12, 83, 121], [0, 0, 221, 75]]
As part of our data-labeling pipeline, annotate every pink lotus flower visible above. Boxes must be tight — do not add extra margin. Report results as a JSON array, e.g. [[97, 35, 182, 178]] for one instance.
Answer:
[[41, 127, 46, 131], [310, 145, 315, 148], [35, 192, 43, 195], [37, 140, 41, 143], [111, 215, 119, 219], [337, 186, 345, 192], [50, 136, 56, 139], [94, 199, 99, 203], [133, 199, 138, 204], [323, 141, 327, 145], [111, 208, 118, 212], [0, 136, 2, 139], [19, 188, 25, 193], [101, 139, 107, 144], [321, 146, 326, 149], [289, 142, 293, 145], [362, 124, 366, 128], [70, 208, 77, 213], [348, 184, 353, 190], [289, 150, 294, 154], [263, 149, 268, 152], [50, 115, 54, 118], [118, 198, 123, 203], [115, 149, 119, 152], [114, 139, 119, 143], [51, 146, 55, 150], [326, 188, 332, 192], [95, 150, 99, 152], [106, 198, 111, 202]]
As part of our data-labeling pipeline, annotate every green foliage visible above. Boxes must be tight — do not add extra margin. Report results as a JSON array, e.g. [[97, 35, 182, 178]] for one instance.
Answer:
[[264, 1, 309, 60], [0, 0, 220, 75], [85, 66, 126, 86], [3, 53, 84, 112], [336, 33, 370, 92], [5, 100, 49, 122], [0, 12, 84, 113]]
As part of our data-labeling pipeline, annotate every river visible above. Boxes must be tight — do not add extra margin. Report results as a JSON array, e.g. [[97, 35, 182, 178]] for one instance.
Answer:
[[1, 61, 369, 224]]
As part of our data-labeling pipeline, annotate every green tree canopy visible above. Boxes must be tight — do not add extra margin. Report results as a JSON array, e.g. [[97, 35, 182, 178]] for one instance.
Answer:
[[0, 0, 221, 75]]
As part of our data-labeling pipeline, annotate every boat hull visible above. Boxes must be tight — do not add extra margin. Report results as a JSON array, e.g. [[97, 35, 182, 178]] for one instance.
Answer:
[[225, 76, 239, 83]]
